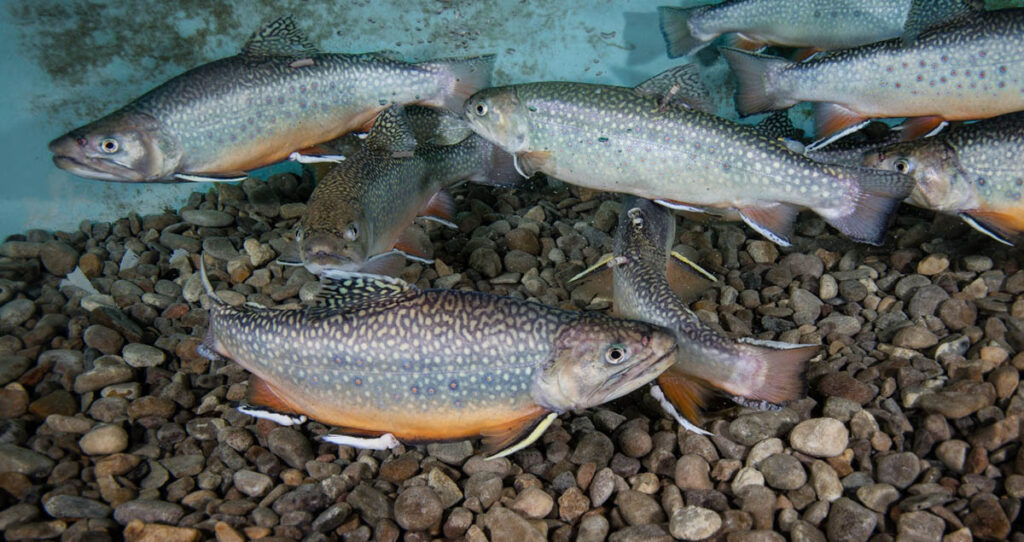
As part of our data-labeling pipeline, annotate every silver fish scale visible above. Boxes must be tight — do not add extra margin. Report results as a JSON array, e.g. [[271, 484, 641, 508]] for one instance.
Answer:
[[779, 10, 1024, 118], [210, 290, 576, 413], [129, 54, 454, 169], [516, 83, 858, 213], [943, 113, 1024, 204]]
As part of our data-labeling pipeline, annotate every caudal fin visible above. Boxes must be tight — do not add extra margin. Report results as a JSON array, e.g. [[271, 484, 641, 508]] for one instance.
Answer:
[[658, 6, 706, 58], [734, 338, 818, 405], [719, 47, 795, 116], [819, 167, 913, 245], [418, 54, 496, 114]]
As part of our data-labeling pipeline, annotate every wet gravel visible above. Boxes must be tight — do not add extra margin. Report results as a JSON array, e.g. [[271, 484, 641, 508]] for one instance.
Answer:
[[0, 172, 1022, 541]]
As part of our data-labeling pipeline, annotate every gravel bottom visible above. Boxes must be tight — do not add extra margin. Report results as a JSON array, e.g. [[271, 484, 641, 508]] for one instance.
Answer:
[[0, 173, 1021, 542]]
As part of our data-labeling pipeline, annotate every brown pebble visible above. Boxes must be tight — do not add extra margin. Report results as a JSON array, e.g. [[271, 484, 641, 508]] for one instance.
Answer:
[[123, 520, 200, 542]]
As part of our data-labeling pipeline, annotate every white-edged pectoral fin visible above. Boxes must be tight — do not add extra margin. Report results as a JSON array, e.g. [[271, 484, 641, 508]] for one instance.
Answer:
[[568, 253, 628, 283], [288, 151, 346, 164], [651, 385, 712, 436], [237, 404, 307, 426], [174, 173, 249, 183], [485, 412, 558, 460], [321, 432, 400, 450]]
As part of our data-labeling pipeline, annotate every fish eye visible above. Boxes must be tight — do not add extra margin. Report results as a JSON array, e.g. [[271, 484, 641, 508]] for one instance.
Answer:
[[604, 344, 629, 365], [474, 103, 488, 116], [99, 138, 119, 153], [894, 159, 911, 174], [344, 224, 359, 241], [628, 208, 644, 227], [295, 229, 304, 242]]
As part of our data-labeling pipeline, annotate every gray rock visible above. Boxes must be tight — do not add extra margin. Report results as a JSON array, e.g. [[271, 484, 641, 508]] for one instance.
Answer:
[[202, 237, 239, 260], [0, 444, 55, 477], [789, 418, 848, 457], [0, 299, 35, 329], [897, 511, 945, 542], [160, 231, 202, 253], [892, 325, 938, 349], [0, 355, 31, 386], [469, 247, 502, 278], [0, 503, 39, 531], [347, 484, 392, 522], [394, 486, 443, 531], [874, 452, 920, 489], [40, 240, 78, 277], [82, 325, 124, 355], [181, 209, 234, 227], [121, 343, 165, 368], [267, 427, 313, 469], [674, 454, 712, 490], [589, 467, 619, 507], [4, 520, 68, 540], [311, 503, 352, 533], [791, 520, 827, 542], [810, 460, 842, 502], [42, 495, 111, 519], [233, 469, 272, 497], [759, 453, 806, 490], [426, 440, 474, 465], [578, 514, 610, 542], [856, 483, 899, 513], [113, 499, 185, 525], [729, 410, 800, 446], [465, 472, 503, 509], [608, 524, 673, 542], [161, 454, 204, 477], [615, 489, 665, 525], [511, 487, 553, 519], [907, 285, 949, 317], [483, 507, 545, 542], [825, 498, 877, 542], [273, 483, 330, 515], [504, 250, 539, 273], [0, 241, 41, 259], [669, 506, 721, 540], [571, 430, 615, 466], [78, 424, 128, 455], [817, 314, 861, 335]]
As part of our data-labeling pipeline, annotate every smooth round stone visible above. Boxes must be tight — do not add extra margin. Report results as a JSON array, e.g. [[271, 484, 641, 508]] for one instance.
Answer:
[[511, 487, 554, 519], [393, 486, 443, 532], [0, 299, 35, 328], [43, 495, 111, 519], [121, 343, 165, 368], [234, 469, 273, 497], [789, 418, 848, 458], [669, 506, 722, 540], [79, 424, 129, 455], [39, 240, 78, 277], [180, 209, 234, 227]]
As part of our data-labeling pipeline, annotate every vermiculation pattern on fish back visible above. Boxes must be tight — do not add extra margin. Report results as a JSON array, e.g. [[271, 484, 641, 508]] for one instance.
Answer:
[[782, 11, 1024, 118], [210, 292, 575, 413], [520, 84, 857, 210], [133, 55, 451, 168]]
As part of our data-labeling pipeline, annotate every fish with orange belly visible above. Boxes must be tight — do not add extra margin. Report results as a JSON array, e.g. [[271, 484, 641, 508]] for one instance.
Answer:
[[196, 259, 678, 458], [47, 16, 493, 183]]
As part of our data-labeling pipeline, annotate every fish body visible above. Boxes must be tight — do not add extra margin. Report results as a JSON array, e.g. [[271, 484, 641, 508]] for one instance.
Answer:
[[593, 197, 817, 415], [199, 267, 678, 454], [48, 16, 494, 183], [723, 9, 1024, 137], [861, 112, 1024, 244], [464, 78, 912, 246], [297, 105, 515, 275]]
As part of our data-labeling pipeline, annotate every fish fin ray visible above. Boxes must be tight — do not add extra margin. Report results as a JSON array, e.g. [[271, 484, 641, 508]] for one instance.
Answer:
[[465, 141, 522, 187], [960, 210, 1020, 246], [791, 47, 822, 62], [723, 33, 767, 52], [364, 105, 418, 155], [568, 253, 620, 284], [237, 404, 307, 426], [738, 204, 799, 246], [819, 168, 912, 245], [667, 252, 716, 303], [394, 226, 434, 261], [356, 251, 408, 276], [719, 47, 795, 116], [655, 367, 711, 424], [658, 6, 709, 58], [633, 64, 713, 113], [651, 384, 712, 435], [515, 151, 551, 178], [315, 271, 415, 309], [898, 116, 948, 141], [241, 15, 320, 61], [813, 103, 869, 140], [654, 199, 707, 213], [732, 340, 818, 404], [247, 375, 308, 417], [321, 432, 400, 450], [174, 173, 249, 183], [419, 189, 456, 224], [416, 55, 496, 114], [481, 407, 554, 459]]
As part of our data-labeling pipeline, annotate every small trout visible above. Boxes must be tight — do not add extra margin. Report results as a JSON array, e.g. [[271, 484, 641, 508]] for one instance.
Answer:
[[659, 0, 977, 57], [723, 9, 1024, 139], [862, 112, 1024, 245], [198, 262, 678, 457], [296, 105, 516, 276], [572, 197, 817, 419], [48, 16, 493, 183], [464, 67, 912, 246]]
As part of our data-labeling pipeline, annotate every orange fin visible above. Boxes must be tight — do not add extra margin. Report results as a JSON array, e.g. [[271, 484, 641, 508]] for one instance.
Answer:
[[248, 375, 306, 416], [418, 190, 456, 226], [961, 210, 1021, 246], [479, 405, 551, 457], [733, 338, 818, 404], [656, 366, 711, 423], [899, 116, 948, 141], [515, 151, 552, 178], [666, 252, 716, 303], [792, 47, 822, 62], [393, 226, 434, 263], [814, 102, 870, 139], [738, 204, 800, 246]]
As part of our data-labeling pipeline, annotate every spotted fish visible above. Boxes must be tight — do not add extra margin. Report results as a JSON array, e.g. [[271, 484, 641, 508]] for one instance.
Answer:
[[48, 16, 494, 183], [862, 112, 1024, 245], [723, 9, 1024, 139], [197, 260, 678, 457], [463, 67, 913, 246], [659, 0, 978, 58], [295, 104, 517, 276], [572, 197, 817, 420]]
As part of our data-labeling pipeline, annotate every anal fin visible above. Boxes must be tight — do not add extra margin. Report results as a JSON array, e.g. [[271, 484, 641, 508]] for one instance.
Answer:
[[418, 190, 456, 226], [724, 33, 766, 52], [814, 102, 870, 140], [480, 406, 552, 459], [247, 375, 307, 418], [898, 116, 948, 141], [738, 204, 799, 246]]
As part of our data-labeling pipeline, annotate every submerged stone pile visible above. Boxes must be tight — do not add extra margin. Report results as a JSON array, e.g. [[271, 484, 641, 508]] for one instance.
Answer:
[[0, 173, 1021, 541]]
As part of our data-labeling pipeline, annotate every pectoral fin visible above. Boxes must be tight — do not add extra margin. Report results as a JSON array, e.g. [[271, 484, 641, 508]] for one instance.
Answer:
[[960, 210, 1020, 246], [813, 103, 870, 141], [394, 226, 434, 262], [174, 173, 249, 183], [655, 367, 711, 424], [738, 204, 799, 246], [480, 407, 555, 459], [667, 251, 716, 302], [514, 151, 551, 178], [418, 190, 456, 227], [321, 432, 400, 450], [568, 253, 627, 284]]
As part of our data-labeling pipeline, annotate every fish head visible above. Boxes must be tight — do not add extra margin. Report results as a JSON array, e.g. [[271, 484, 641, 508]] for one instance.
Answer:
[[617, 197, 677, 259], [463, 87, 531, 153], [48, 110, 181, 182], [863, 141, 968, 211], [534, 315, 677, 412], [296, 206, 370, 275]]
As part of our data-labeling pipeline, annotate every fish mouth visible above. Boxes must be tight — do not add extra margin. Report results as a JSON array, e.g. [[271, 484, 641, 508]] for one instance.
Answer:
[[301, 252, 360, 276], [588, 341, 679, 405], [51, 152, 143, 182]]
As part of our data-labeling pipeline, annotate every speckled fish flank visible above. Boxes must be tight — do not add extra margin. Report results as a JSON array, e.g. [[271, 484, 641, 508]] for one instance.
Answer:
[[584, 197, 818, 416], [198, 263, 677, 454], [47, 16, 494, 183], [658, 0, 976, 57], [723, 9, 1024, 138], [862, 111, 1024, 245], [464, 78, 912, 246]]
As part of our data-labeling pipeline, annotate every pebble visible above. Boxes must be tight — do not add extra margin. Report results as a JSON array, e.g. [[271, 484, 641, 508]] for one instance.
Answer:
[[669, 506, 721, 540], [483, 507, 545, 542], [789, 418, 848, 457], [42, 495, 111, 519], [897, 511, 945, 542], [393, 486, 443, 531], [0, 299, 35, 329], [181, 209, 234, 227], [267, 427, 313, 469], [916, 254, 949, 275], [759, 453, 806, 490], [122, 520, 200, 542], [113, 499, 185, 525], [856, 483, 899, 512], [825, 498, 877, 542], [512, 487, 554, 519], [121, 343, 165, 368], [675, 454, 713, 490], [578, 514, 609, 542], [39, 240, 78, 277], [426, 440, 474, 465], [0, 355, 31, 386], [79, 424, 129, 455], [874, 452, 920, 489], [82, 325, 125, 355], [615, 489, 665, 525]]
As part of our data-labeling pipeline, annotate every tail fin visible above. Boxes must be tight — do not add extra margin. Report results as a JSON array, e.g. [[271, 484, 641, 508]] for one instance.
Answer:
[[819, 168, 913, 245], [417, 54, 496, 114], [719, 47, 795, 116], [468, 137, 523, 187], [658, 6, 706, 58], [198, 255, 224, 306], [734, 338, 818, 404]]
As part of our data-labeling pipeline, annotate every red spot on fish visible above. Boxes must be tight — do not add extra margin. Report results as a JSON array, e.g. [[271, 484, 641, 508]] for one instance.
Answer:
[[895, 83, 901, 88], [951, 70, 958, 76], [902, 62, 908, 68], [450, 381, 458, 389], [919, 60, 926, 67], [300, 85, 307, 92], [354, 378, 362, 386], [979, 51, 987, 57], [940, 77, 947, 83], [941, 55, 948, 62], [887, 66, 893, 72], [980, 71, 986, 78], [76, 137, 87, 146], [965, 70, 972, 76], [1000, 66, 1007, 73], [917, 75, 923, 81], [410, 386, 418, 394]]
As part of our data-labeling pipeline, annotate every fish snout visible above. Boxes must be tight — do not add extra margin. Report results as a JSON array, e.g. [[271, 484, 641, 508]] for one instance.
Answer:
[[48, 133, 85, 156], [300, 232, 359, 270]]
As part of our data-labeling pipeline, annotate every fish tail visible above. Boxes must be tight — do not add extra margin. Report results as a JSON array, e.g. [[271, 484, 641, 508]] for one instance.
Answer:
[[819, 168, 914, 245], [733, 338, 818, 405], [417, 54, 496, 114], [719, 47, 795, 116], [658, 6, 706, 58]]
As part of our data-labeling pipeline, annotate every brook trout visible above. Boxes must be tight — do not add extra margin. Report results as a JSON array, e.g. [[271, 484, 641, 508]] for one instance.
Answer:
[[464, 67, 912, 246], [722, 9, 1024, 139], [48, 16, 494, 183], [572, 197, 817, 419], [198, 261, 678, 457], [296, 105, 516, 276], [862, 112, 1024, 245]]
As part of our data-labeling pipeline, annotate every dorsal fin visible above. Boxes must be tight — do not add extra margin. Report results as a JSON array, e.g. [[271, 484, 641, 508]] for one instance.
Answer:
[[634, 64, 713, 113], [364, 105, 418, 156], [314, 271, 417, 309], [241, 15, 320, 61]]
